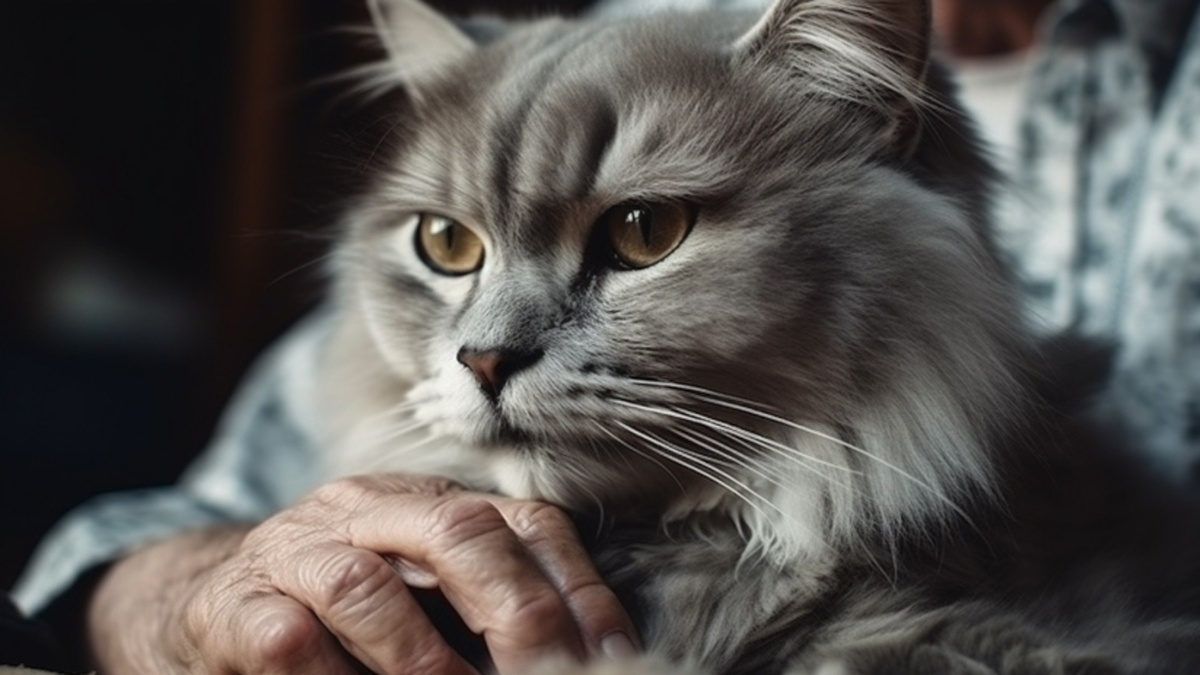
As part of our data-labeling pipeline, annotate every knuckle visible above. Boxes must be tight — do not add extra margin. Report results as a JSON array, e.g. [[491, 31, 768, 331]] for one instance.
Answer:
[[424, 496, 508, 556], [498, 589, 570, 631], [245, 604, 323, 668], [314, 547, 391, 612], [310, 475, 378, 509], [561, 577, 616, 610], [179, 569, 240, 655], [377, 472, 463, 496], [509, 502, 573, 542], [179, 594, 213, 655]]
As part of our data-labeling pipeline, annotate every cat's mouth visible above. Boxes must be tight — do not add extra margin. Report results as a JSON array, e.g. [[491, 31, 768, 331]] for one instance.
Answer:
[[469, 394, 550, 449], [484, 415, 534, 447]]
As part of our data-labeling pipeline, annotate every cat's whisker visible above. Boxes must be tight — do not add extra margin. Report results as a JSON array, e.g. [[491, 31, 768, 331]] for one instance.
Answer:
[[360, 397, 433, 425], [576, 439, 609, 535], [675, 395, 977, 526], [676, 420, 864, 499], [628, 378, 781, 413], [613, 422, 776, 521], [671, 424, 825, 488], [672, 408, 859, 492], [385, 431, 442, 456], [612, 399, 857, 475], [593, 423, 687, 496], [659, 439, 797, 525], [353, 428, 438, 474], [372, 419, 433, 444]]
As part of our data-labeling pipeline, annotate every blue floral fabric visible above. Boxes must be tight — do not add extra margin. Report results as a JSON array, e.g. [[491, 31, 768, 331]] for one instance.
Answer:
[[998, 0, 1200, 478]]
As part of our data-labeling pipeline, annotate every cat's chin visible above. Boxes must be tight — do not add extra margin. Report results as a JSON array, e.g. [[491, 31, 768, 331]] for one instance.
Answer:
[[489, 450, 608, 508], [485, 444, 700, 517]]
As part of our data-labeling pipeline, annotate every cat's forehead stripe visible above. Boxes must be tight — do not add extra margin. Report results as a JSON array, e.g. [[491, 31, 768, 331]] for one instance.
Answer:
[[481, 33, 569, 235], [487, 25, 625, 245]]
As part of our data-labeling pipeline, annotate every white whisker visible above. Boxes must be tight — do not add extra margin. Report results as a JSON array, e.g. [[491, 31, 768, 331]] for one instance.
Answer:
[[629, 378, 779, 412], [593, 423, 686, 495], [613, 399, 856, 475], [362, 397, 432, 426], [373, 419, 433, 444], [678, 395, 976, 525], [614, 422, 777, 520], [669, 425, 797, 487]]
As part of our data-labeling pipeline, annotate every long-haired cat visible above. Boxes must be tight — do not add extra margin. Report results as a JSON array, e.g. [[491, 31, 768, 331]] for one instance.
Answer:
[[312, 0, 1200, 672]]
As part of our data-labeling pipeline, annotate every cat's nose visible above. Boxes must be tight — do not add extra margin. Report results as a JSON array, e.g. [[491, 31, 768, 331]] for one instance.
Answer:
[[456, 347, 543, 400]]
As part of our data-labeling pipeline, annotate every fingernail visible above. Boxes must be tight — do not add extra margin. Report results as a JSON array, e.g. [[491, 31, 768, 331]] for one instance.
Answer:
[[601, 632, 638, 660]]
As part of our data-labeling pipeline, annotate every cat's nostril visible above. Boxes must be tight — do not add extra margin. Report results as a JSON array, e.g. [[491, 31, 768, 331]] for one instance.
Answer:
[[456, 347, 543, 400]]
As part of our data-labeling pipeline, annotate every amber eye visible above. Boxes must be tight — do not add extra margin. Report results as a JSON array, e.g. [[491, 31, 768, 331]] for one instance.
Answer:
[[603, 200, 694, 269], [414, 214, 485, 275]]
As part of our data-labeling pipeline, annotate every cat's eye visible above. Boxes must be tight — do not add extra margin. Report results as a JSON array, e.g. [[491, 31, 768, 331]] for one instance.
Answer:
[[603, 200, 694, 269], [414, 214, 485, 275]]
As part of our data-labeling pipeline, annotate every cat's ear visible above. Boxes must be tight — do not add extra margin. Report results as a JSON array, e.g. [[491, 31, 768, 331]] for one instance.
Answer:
[[367, 0, 476, 84], [736, 0, 932, 149]]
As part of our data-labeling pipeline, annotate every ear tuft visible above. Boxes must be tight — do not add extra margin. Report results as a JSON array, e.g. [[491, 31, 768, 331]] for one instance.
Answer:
[[361, 0, 476, 98], [737, 0, 933, 141]]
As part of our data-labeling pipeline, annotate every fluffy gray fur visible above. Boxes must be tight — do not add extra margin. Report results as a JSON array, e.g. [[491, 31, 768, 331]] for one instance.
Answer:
[[312, 0, 1200, 672]]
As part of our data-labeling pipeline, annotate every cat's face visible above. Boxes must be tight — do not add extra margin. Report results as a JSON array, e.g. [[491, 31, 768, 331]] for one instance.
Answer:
[[336, 0, 1024, 527]]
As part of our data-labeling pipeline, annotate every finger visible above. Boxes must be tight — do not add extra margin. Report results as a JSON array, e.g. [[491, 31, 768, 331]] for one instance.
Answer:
[[226, 593, 361, 675], [492, 499, 641, 660], [272, 542, 478, 675], [424, 497, 586, 673], [346, 493, 586, 672]]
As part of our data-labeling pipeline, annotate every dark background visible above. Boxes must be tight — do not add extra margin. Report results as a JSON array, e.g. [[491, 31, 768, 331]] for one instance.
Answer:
[[0, 0, 594, 593]]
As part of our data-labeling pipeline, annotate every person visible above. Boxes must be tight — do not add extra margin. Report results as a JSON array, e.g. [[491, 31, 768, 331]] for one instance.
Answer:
[[11, 0, 1200, 671]]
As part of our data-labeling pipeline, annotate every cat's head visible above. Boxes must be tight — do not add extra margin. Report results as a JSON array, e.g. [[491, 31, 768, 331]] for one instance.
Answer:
[[332, 0, 1030, 553]]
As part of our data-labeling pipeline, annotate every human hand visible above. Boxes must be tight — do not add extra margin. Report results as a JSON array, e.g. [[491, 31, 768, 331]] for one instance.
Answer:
[[91, 474, 638, 674]]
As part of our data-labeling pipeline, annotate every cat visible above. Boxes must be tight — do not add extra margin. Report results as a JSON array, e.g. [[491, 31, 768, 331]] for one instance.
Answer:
[[309, 0, 1200, 672]]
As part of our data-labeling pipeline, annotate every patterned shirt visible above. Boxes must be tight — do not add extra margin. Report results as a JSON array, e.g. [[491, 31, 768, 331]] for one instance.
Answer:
[[999, 0, 1200, 477], [13, 0, 1200, 617]]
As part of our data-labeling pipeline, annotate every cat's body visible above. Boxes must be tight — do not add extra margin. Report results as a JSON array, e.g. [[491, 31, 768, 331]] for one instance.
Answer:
[[309, 0, 1200, 672]]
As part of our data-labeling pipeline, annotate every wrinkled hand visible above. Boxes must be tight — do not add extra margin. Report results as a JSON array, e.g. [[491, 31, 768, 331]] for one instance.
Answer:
[[165, 474, 638, 674]]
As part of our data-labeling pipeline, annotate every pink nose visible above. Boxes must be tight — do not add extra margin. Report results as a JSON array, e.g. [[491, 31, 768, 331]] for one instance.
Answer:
[[457, 349, 504, 396], [456, 347, 543, 400]]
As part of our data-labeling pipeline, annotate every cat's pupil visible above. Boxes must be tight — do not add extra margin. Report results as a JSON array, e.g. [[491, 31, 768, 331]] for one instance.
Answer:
[[604, 200, 693, 270], [628, 207, 653, 246]]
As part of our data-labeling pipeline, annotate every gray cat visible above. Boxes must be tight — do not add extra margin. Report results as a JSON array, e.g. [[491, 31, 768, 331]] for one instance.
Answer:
[[311, 0, 1200, 672]]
